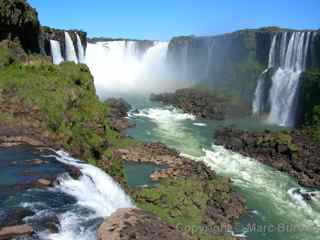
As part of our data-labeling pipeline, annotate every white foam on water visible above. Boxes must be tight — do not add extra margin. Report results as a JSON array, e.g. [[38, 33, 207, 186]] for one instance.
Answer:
[[193, 122, 207, 127], [132, 107, 195, 122], [199, 144, 320, 238], [41, 150, 133, 240]]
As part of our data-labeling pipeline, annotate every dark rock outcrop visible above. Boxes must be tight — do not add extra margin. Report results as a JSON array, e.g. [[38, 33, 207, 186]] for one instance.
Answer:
[[0, 208, 34, 228], [98, 208, 192, 240], [215, 128, 320, 187], [151, 88, 250, 120], [0, 0, 40, 53], [105, 98, 134, 132]]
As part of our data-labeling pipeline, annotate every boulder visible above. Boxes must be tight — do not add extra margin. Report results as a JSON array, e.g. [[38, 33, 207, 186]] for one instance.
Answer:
[[0, 224, 33, 239], [98, 208, 192, 240]]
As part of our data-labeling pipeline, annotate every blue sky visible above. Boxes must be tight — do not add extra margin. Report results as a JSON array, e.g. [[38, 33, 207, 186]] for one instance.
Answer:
[[29, 0, 320, 40]]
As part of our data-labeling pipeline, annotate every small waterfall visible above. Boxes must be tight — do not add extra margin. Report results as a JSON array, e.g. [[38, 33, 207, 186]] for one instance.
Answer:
[[64, 32, 78, 63], [180, 42, 189, 80], [268, 32, 311, 126], [76, 33, 86, 64], [206, 39, 215, 78], [268, 35, 277, 67], [46, 151, 133, 239], [252, 31, 313, 127], [252, 34, 277, 114], [50, 40, 64, 65]]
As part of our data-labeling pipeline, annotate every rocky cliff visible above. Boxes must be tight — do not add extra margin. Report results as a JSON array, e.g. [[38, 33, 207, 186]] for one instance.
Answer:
[[0, 0, 88, 60], [167, 27, 320, 104], [0, 0, 40, 53]]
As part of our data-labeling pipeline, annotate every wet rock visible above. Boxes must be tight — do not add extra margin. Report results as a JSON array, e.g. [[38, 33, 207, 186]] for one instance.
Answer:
[[105, 98, 132, 118], [105, 98, 134, 132], [118, 142, 215, 181], [0, 208, 34, 228], [32, 215, 60, 233], [0, 224, 34, 240], [65, 165, 81, 179], [36, 178, 52, 187], [150, 88, 250, 120], [98, 208, 192, 240]]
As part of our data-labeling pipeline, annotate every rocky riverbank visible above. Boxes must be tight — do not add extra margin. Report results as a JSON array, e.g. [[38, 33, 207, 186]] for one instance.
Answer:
[[215, 128, 320, 188], [0, 1, 247, 239], [150, 88, 250, 120], [116, 142, 246, 239]]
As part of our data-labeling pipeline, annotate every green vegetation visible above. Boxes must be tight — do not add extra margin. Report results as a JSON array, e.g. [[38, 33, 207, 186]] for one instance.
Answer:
[[133, 177, 236, 240], [0, 41, 139, 184], [300, 70, 320, 141]]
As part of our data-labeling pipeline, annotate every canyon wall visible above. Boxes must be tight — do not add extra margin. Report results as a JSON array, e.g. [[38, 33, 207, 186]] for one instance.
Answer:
[[167, 27, 320, 105]]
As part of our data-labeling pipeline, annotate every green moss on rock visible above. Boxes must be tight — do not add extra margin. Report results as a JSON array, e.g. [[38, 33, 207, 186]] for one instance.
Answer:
[[133, 177, 241, 240]]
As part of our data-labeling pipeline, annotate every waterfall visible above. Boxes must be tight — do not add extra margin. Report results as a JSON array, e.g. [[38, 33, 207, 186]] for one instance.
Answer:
[[64, 32, 78, 63], [181, 42, 189, 80], [46, 150, 133, 240], [268, 35, 277, 67], [50, 40, 64, 65], [86, 40, 181, 96], [252, 31, 312, 127], [206, 39, 215, 78], [268, 32, 311, 127], [76, 33, 86, 64], [252, 34, 277, 114]]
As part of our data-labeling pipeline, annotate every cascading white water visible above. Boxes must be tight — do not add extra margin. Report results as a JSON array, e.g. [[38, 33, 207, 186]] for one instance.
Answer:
[[252, 69, 268, 115], [76, 33, 86, 64], [50, 40, 64, 65], [65, 32, 79, 63], [268, 32, 311, 127], [252, 31, 312, 127], [86, 40, 182, 97], [206, 39, 215, 78], [45, 151, 133, 240], [181, 43, 189, 80], [252, 34, 277, 114]]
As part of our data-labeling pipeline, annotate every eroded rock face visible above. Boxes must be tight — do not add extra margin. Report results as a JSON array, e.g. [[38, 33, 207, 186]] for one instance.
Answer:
[[0, 0, 40, 53], [98, 208, 192, 240], [215, 128, 320, 187]]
